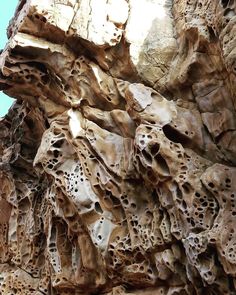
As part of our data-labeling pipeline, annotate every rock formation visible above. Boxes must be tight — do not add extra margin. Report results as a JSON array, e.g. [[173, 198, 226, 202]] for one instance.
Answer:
[[0, 0, 236, 294]]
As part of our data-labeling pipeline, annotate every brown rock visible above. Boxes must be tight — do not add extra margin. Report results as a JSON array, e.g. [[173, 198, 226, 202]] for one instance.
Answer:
[[0, 0, 236, 294]]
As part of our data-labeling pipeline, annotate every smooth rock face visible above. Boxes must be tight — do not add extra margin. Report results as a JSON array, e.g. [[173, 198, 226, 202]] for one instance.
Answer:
[[0, 0, 236, 294]]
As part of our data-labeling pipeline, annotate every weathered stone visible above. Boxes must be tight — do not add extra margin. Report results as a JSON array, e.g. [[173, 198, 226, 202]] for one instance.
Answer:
[[0, 0, 236, 294]]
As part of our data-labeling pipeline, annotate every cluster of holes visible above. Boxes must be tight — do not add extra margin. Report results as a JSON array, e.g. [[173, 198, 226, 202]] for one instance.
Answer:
[[200, 267, 214, 283], [63, 57, 88, 98], [186, 235, 206, 255], [220, 2, 236, 29], [48, 222, 64, 272], [221, 227, 236, 263], [53, 276, 69, 286], [159, 214, 172, 243], [33, 13, 47, 23], [230, 193, 236, 216], [109, 27, 123, 45], [103, 190, 121, 208], [177, 168, 187, 183], [175, 154, 194, 185], [0, 273, 36, 294], [18, 251, 41, 277], [137, 134, 172, 180], [46, 157, 59, 170], [90, 216, 112, 248], [129, 215, 138, 234], [64, 163, 86, 195], [128, 208, 165, 250], [189, 191, 218, 230], [18, 63, 49, 88], [126, 260, 154, 279], [57, 161, 99, 215], [44, 136, 65, 171], [71, 244, 80, 272], [138, 133, 153, 147], [225, 177, 232, 189], [149, 231, 164, 246], [169, 211, 182, 239], [75, 56, 86, 69], [108, 234, 132, 266], [120, 195, 136, 210]]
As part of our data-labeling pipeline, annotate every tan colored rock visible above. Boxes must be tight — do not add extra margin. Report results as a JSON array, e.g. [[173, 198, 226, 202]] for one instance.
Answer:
[[0, 0, 236, 294]]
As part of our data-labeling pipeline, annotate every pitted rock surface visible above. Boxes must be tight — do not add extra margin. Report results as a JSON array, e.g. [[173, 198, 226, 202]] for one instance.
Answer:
[[0, 0, 236, 294]]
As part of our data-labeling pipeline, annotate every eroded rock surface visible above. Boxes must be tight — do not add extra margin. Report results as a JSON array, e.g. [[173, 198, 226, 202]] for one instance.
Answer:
[[0, 0, 236, 294]]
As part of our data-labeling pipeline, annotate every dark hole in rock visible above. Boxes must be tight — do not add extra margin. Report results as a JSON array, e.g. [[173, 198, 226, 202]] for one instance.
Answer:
[[221, 0, 230, 8], [53, 139, 64, 148], [163, 124, 190, 146], [95, 202, 103, 214], [150, 142, 160, 156], [154, 154, 170, 175], [141, 149, 152, 165]]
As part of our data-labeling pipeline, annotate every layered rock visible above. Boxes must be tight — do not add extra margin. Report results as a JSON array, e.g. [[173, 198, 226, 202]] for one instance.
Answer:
[[0, 0, 236, 294]]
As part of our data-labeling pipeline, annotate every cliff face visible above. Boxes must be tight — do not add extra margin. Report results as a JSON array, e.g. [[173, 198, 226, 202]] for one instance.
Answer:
[[0, 0, 236, 294]]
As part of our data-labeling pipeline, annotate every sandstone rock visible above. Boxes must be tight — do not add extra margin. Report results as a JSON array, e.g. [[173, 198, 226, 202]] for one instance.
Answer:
[[0, 0, 236, 294]]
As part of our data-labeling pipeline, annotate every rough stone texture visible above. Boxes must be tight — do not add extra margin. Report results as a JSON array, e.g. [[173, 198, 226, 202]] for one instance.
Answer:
[[0, 0, 236, 294]]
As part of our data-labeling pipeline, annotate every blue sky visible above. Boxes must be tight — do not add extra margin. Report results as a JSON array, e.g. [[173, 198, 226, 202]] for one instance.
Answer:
[[0, 1, 18, 117]]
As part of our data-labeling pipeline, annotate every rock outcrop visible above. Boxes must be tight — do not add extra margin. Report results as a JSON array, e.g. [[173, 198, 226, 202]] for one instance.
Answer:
[[0, 0, 236, 294]]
